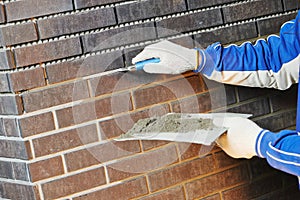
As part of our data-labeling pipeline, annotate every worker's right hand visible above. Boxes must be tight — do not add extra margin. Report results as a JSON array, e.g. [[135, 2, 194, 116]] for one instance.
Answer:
[[213, 117, 263, 159], [132, 40, 201, 74]]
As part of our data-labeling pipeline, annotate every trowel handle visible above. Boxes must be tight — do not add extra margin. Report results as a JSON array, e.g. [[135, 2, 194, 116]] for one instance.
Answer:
[[135, 58, 161, 71]]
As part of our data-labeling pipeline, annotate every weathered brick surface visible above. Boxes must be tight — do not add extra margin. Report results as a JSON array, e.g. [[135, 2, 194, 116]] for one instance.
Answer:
[[116, 0, 187, 23], [0, 161, 13, 179], [187, 0, 237, 9], [0, 49, 15, 69], [5, 0, 73, 22], [9, 67, 46, 92], [22, 81, 89, 112], [0, 139, 29, 159], [65, 140, 140, 172], [0, 5, 5, 24], [222, 0, 283, 23], [139, 186, 186, 200], [157, 9, 223, 37], [0, 181, 39, 200], [81, 22, 156, 53], [74, 0, 122, 9], [46, 50, 124, 84], [0, 73, 10, 92], [0, 22, 38, 46], [0, 95, 23, 115], [283, 0, 299, 10], [19, 112, 55, 137], [29, 156, 64, 182], [257, 13, 297, 36], [14, 37, 82, 67], [194, 22, 257, 47], [32, 124, 98, 157], [148, 156, 215, 192], [38, 8, 116, 39], [0, 118, 20, 137], [185, 165, 249, 199], [42, 168, 106, 199], [11, 162, 29, 181], [74, 177, 148, 200]]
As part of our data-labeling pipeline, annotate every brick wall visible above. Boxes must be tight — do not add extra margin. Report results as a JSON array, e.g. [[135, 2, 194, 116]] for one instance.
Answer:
[[0, 0, 299, 199]]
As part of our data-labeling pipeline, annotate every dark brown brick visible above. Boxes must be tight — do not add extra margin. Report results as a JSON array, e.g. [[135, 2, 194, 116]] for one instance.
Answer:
[[107, 144, 178, 182], [0, 49, 15, 69], [257, 13, 297, 36], [248, 157, 275, 179], [0, 95, 23, 115], [22, 81, 89, 112], [0, 22, 38, 46], [157, 9, 223, 37], [139, 186, 185, 200], [222, 0, 283, 23], [185, 165, 249, 199], [0, 73, 10, 92], [32, 124, 98, 157], [29, 156, 64, 182], [148, 156, 215, 192], [19, 112, 55, 137], [99, 104, 170, 139], [116, 0, 186, 23], [5, 0, 73, 22], [133, 75, 205, 109], [81, 22, 156, 53], [38, 8, 116, 39], [214, 151, 241, 169], [89, 71, 167, 97], [194, 22, 257, 48], [9, 67, 46, 92], [141, 140, 169, 151], [42, 168, 106, 200], [74, 177, 148, 200], [46, 50, 123, 84], [65, 140, 141, 172], [177, 143, 204, 160], [0, 139, 29, 159], [201, 194, 222, 200], [187, 0, 236, 9], [222, 174, 282, 200], [237, 86, 271, 101], [0, 181, 39, 200], [283, 0, 299, 10], [270, 85, 297, 112], [14, 37, 82, 67], [0, 5, 5, 23], [74, 0, 122, 9]]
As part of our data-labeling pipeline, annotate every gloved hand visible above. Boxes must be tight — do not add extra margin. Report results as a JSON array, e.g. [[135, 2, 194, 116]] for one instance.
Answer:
[[132, 40, 200, 74], [213, 117, 263, 159]]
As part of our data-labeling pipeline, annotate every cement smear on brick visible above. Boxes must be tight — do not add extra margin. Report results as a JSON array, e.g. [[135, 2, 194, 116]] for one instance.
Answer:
[[120, 113, 216, 138]]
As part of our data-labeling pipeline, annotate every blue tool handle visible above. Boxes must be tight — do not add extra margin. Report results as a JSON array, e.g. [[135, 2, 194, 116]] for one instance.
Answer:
[[135, 58, 160, 71]]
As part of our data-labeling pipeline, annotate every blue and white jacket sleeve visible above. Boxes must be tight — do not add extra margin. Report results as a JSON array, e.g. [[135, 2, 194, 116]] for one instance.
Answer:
[[196, 12, 300, 90], [256, 130, 300, 181]]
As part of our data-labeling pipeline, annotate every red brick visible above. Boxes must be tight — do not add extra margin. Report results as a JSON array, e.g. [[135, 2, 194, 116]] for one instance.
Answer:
[[0, 95, 23, 115], [148, 156, 215, 192], [222, 174, 282, 200], [139, 186, 185, 200], [133, 75, 204, 109], [56, 92, 132, 128], [9, 67, 46, 92], [185, 165, 249, 199], [99, 104, 169, 139], [74, 177, 148, 200], [19, 112, 55, 137], [201, 194, 222, 200], [38, 8, 116, 39], [6, 0, 73, 22], [42, 167, 106, 199], [107, 144, 178, 182], [32, 124, 98, 157], [142, 140, 169, 151], [177, 143, 204, 160], [214, 151, 241, 169], [65, 140, 141, 172], [29, 156, 64, 182], [22, 81, 89, 112], [46, 50, 123, 84], [0, 22, 38, 46], [14, 37, 82, 67]]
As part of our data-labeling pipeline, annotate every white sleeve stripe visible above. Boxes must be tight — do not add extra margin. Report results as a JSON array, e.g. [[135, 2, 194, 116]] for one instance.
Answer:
[[266, 151, 300, 167], [268, 142, 300, 157], [256, 130, 268, 158]]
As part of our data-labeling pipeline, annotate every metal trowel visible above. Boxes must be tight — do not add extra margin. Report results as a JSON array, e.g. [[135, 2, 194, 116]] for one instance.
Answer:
[[115, 113, 251, 146]]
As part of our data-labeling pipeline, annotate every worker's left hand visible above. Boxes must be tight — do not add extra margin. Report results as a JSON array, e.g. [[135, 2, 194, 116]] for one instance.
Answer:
[[213, 117, 263, 159], [132, 40, 199, 74]]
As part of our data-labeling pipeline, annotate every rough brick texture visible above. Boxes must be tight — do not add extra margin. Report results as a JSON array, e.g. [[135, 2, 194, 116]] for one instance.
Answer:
[[0, 0, 299, 199]]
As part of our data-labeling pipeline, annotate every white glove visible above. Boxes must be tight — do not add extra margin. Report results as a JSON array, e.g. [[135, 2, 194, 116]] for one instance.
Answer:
[[213, 117, 263, 159], [132, 40, 199, 74]]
